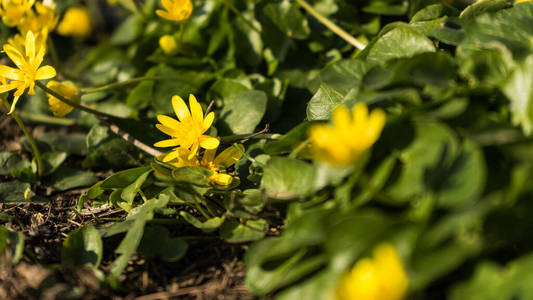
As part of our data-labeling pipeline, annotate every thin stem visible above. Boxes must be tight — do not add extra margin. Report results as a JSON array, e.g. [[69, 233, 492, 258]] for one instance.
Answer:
[[2, 100, 44, 177], [288, 139, 309, 159], [294, 0, 366, 50], [100, 118, 163, 157], [80, 76, 179, 94], [36, 81, 117, 119], [18, 111, 76, 126], [47, 38, 62, 73], [232, 143, 264, 167], [220, 124, 276, 144]]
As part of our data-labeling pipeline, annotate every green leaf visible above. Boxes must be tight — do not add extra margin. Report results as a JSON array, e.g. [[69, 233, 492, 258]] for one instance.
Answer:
[[0, 181, 42, 203], [261, 157, 316, 199], [180, 212, 225, 233], [318, 59, 372, 95], [109, 196, 169, 280], [121, 170, 152, 204], [61, 225, 103, 268], [47, 166, 98, 191], [41, 151, 67, 176], [264, 122, 313, 155], [219, 219, 268, 243], [137, 225, 187, 262], [434, 139, 486, 208], [0, 152, 30, 176], [101, 166, 152, 189], [263, 0, 310, 40], [111, 14, 144, 45], [449, 253, 533, 300], [459, 0, 512, 19], [306, 85, 345, 121], [83, 124, 139, 169], [0, 226, 24, 264], [384, 120, 459, 203], [39, 132, 88, 156], [502, 55, 533, 135], [365, 23, 436, 65], [171, 166, 212, 186], [219, 90, 267, 134]]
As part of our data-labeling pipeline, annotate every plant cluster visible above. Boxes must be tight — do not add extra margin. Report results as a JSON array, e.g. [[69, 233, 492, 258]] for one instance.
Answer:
[[1, 0, 533, 299]]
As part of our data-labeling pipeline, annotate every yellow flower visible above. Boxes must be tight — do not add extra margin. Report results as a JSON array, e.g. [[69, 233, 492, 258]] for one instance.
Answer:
[[309, 103, 386, 166], [201, 143, 244, 186], [0, 30, 56, 114], [57, 6, 91, 37], [336, 243, 408, 300], [158, 147, 200, 168], [7, 29, 47, 54], [0, 0, 35, 27], [159, 143, 244, 187], [18, 0, 58, 35], [155, 94, 219, 160], [159, 34, 179, 55], [156, 0, 193, 22], [46, 80, 79, 117]]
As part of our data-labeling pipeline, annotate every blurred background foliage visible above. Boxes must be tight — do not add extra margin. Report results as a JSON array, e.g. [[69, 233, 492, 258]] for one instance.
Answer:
[[2, 0, 533, 299]]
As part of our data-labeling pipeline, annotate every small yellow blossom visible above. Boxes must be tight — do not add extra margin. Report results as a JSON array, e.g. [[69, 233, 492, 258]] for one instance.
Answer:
[[156, 0, 193, 22], [46, 80, 79, 117], [18, 0, 58, 34], [201, 143, 244, 186], [309, 103, 386, 166], [0, 0, 35, 27], [159, 143, 244, 187], [336, 243, 408, 300], [159, 34, 179, 55], [57, 6, 91, 37], [0, 30, 56, 114], [155, 94, 219, 160]]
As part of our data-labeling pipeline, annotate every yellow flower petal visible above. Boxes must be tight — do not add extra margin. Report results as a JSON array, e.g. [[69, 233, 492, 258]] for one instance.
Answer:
[[35, 65, 56, 80], [0, 65, 23, 80], [162, 149, 180, 162], [3, 44, 25, 68], [157, 114, 181, 130], [25, 30, 35, 59], [154, 139, 181, 148], [210, 173, 233, 186], [213, 144, 244, 169], [7, 95, 21, 114], [201, 147, 217, 167], [155, 124, 179, 137], [203, 111, 215, 131], [0, 82, 18, 93], [189, 94, 204, 124], [188, 142, 199, 159], [172, 94, 190, 121], [199, 135, 219, 150]]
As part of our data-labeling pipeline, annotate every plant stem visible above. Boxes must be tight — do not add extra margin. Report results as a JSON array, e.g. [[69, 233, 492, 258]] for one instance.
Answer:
[[47, 38, 62, 72], [220, 125, 277, 144], [18, 111, 76, 126], [2, 100, 43, 177], [80, 76, 179, 94], [35, 81, 117, 119], [294, 0, 366, 50]]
